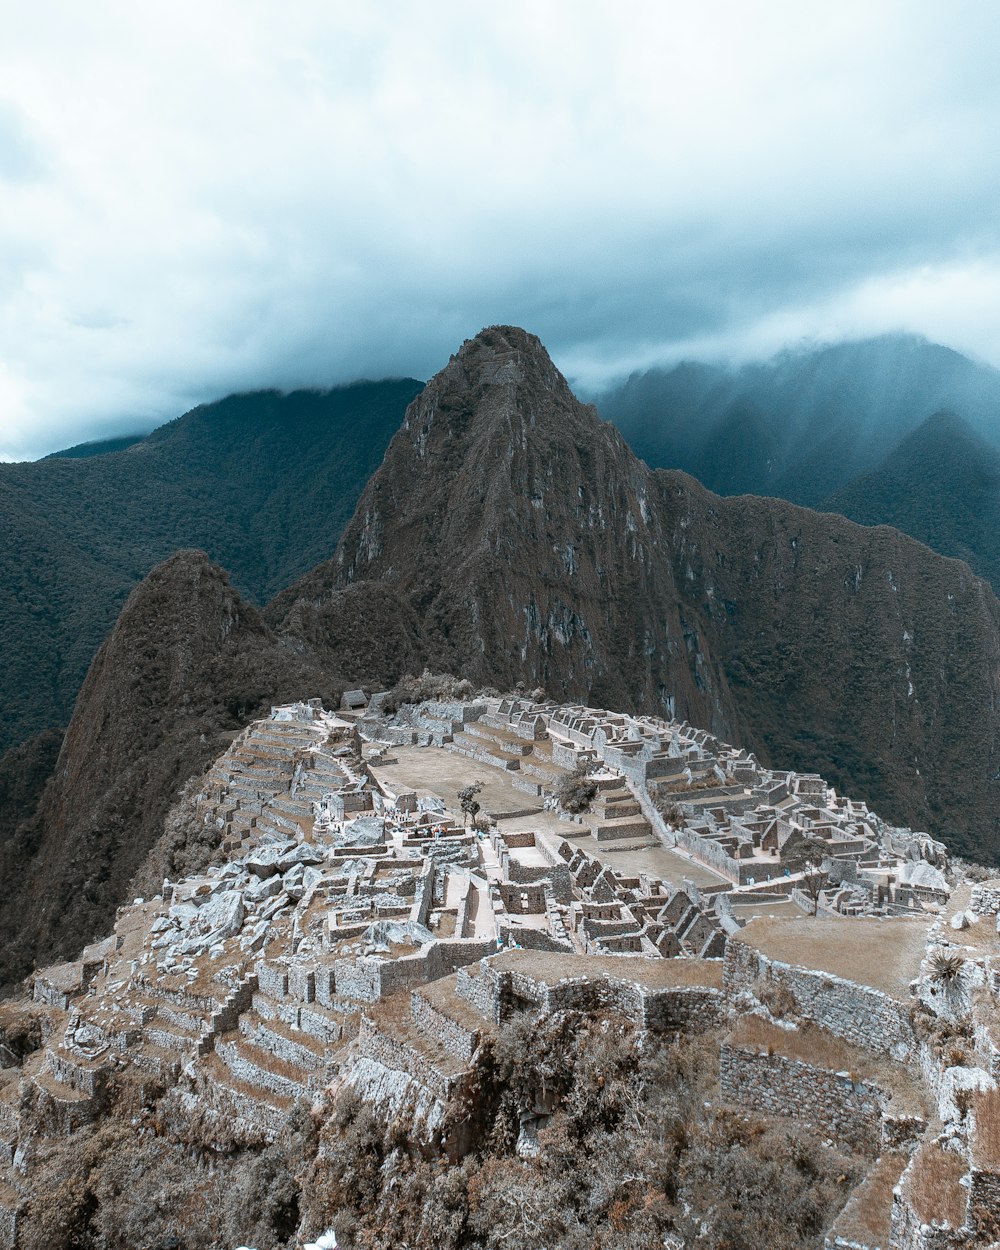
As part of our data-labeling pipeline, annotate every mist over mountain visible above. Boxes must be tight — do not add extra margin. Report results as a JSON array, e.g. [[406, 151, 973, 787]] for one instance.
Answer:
[[596, 334, 1000, 506], [822, 411, 1000, 591], [0, 379, 420, 754]]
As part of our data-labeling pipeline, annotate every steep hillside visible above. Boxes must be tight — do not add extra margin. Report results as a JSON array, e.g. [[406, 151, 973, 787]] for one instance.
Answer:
[[268, 328, 719, 727], [597, 334, 1000, 506], [822, 411, 1000, 590], [0, 379, 421, 754], [0, 551, 424, 986], [276, 326, 1000, 861]]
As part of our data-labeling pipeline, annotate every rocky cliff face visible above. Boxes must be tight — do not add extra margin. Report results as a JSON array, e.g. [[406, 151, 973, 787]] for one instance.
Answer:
[[281, 326, 734, 731], [279, 326, 1000, 860]]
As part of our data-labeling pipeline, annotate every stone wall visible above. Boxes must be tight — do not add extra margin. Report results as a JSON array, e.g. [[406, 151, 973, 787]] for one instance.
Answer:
[[0, 1204, 16, 1250], [643, 986, 724, 1032], [422, 701, 487, 725], [724, 938, 918, 1059], [970, 881, 1000, 916], [719, 1044, 883, 1154], [410, 992, 479, 1062], [890, 1194, 969, 1250], [456, 966, 495, 1021], [485, 965, 723, 1034], [968, 1164, 1000, 1243], [356, 1016, 459, 1104], [498, 925, 572, 954], [335, 940, 497, 1004], [672, 828, 739, 882], [46, 1050, 109, 1098]]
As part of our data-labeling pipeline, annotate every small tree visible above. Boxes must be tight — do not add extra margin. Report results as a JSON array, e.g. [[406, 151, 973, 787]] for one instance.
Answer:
[[557, 765, 598, 814], [799, 865, 827, 916], [458, 782, 484, 826], [781, 834, 829, 916]]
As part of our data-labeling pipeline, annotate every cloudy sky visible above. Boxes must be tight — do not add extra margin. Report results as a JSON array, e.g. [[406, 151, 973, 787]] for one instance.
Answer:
[[2, 1, 1000, 459]]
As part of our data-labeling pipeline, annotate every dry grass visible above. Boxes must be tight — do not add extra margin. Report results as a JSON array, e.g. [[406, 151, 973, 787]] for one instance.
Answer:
[[973, 1086, 1000, 1170], [733, 1014, 859, 1071], [905, 1141, 968, 1228], [491, 948, 724, 988], [829, 1151, 907, 1247], [736, 915, 931, 998]]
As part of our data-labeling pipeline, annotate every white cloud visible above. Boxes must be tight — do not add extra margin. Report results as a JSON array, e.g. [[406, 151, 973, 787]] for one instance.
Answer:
[[1, 0, 1000, 456]]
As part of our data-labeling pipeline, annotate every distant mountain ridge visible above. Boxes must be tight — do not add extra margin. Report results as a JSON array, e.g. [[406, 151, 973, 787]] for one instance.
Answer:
[[822, 411, 1000, 590], [0, 379, 421, 753], [596, 334, 1000, 505], [42, 433, 147, 458]]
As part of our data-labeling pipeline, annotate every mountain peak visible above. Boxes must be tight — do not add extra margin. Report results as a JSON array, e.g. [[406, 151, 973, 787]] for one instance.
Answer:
[[455, 323, 555, 368], [334, 324, 630, 600], [861, 408, 1000, 484], [899, 407, 993, 455], [424, 323, 575, 418]]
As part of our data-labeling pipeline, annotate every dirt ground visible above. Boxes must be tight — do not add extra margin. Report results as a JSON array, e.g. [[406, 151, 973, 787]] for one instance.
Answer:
[[367, 743, 731, 891]]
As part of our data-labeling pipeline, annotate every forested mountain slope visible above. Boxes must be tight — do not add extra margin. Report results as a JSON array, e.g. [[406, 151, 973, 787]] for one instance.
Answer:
[[0, 379, 421, 753]]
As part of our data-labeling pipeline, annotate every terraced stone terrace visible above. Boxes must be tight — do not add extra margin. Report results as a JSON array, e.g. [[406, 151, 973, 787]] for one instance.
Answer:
[[732, 914, 932, 1000], [3, 691, 1000, 1250]]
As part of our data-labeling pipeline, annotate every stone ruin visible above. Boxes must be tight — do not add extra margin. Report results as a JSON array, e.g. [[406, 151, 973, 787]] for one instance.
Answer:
[[0, 694, 998, 1249]]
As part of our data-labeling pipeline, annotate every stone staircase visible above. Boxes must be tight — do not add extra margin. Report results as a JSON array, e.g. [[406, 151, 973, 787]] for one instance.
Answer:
[[447, 724, 574, 800], [449, 722, 532, 771], [589, 779, 655, 847], [517, 740, 571, 789]]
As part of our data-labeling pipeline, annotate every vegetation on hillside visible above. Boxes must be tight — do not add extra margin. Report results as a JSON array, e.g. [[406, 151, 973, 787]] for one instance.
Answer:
[[307, 1013, 863, 1250], [0, 379, 421, 754], [1, 1007, 864, 1250]]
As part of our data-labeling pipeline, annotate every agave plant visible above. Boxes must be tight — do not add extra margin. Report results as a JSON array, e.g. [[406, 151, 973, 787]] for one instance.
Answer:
[[928, 949, 966, 984]]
